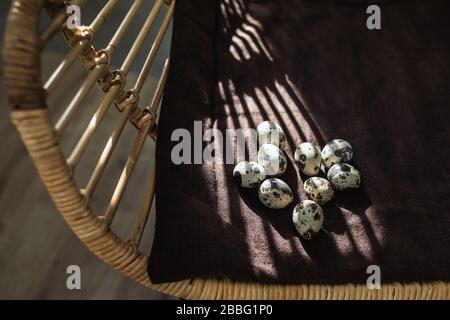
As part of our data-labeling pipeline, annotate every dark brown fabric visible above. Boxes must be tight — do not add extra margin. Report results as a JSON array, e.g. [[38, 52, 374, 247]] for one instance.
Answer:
[[148, 0, 450, 284]]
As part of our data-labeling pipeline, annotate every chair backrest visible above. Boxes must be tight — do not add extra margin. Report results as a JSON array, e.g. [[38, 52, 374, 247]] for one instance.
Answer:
[[3, 0, 177, 294]]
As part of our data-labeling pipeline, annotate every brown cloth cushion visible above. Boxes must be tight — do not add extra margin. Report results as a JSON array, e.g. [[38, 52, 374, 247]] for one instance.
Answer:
[[148, 0, 450, 284]]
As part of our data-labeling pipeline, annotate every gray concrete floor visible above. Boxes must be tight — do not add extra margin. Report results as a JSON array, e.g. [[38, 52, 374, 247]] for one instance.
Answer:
[[0, 1, 174, 299]]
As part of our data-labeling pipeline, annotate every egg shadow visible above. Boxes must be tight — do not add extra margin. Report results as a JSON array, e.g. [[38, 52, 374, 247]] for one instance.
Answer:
[[299, 227, 342, 268], [321, 202, 348, 236], [296, 201, 349, 282], [238, 156, 299, 240], [334, 184, 372, 214]]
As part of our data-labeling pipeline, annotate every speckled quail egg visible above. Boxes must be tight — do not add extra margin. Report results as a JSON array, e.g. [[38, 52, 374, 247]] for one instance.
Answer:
[[233, 161, 266, 188], [304, 177, 334, 204], [321, 139, 353, 168], [292, 200, 324, 240], [258, 178, 294, 209], [294, 142, 322, 176], [327, 163, 361, 191], [257, 121, 287, 149], [257, 144, 287, 177]]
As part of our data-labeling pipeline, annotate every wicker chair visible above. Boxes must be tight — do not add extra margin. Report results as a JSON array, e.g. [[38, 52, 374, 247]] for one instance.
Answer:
[[3, 0, 449, 300]]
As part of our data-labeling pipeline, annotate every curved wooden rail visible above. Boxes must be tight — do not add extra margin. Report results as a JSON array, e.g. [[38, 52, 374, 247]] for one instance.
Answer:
[[3, 0, 449, 300]]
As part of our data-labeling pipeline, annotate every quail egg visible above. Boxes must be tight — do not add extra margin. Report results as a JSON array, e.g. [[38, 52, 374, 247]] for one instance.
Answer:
[[304, 177, 334, 204], [257, 121, 287, 149], [294, 142, 322, 176], [233, 161, 266, 188], [257, 144, 287, 177], [322, 139, 353, 168], [292, 200, 324, 240], [327, 163, 361, 190], [258, 178, 294, 209]]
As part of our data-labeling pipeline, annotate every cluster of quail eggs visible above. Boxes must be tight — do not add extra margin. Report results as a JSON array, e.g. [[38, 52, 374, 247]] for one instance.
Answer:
[[233, 121, 362, 241], [233, 121, 294, 210], [293, 139, 361, 240]]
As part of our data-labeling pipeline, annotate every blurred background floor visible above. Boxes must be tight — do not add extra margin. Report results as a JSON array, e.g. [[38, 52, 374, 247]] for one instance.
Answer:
[[0, 0, 174, 299]]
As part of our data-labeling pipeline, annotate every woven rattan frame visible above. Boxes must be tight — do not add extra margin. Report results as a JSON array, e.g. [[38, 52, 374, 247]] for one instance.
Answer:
[[3, 0, 449, 300]]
